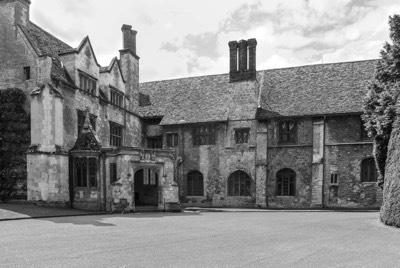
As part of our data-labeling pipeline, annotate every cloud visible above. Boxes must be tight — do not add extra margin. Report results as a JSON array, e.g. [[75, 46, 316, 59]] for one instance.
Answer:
[[161, 42, 180, 52], [182, 32, 220, 58], [219, 2, 269, 34]]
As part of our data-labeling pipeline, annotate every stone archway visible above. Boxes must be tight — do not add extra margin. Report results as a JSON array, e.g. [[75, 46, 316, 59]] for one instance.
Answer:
[[134, 168, 159, 206]]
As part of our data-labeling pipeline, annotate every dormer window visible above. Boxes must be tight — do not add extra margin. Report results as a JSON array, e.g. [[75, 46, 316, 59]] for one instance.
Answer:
[[110, 86, 124, 108], [78, 71, 97, 95]]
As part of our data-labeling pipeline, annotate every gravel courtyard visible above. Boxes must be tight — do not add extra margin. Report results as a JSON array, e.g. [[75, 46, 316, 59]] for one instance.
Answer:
[[1, 210, 399, 268]]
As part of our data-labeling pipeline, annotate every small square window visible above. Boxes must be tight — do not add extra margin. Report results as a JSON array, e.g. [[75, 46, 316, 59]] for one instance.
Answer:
[[330, 173, 338, 184], [279, 120, 297, 144], [193, 125, 216, 145], [235, 128, 249, 144], [166, 133, 178, 147], [23, 66, 31, 80]]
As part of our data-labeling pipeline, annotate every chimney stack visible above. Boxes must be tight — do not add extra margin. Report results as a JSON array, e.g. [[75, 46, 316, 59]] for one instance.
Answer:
[[248, 38, 257, 71], [228, 41, 238, 72], [121, 24, 137, 55], [0, 0, 31, 26], [229, 38, 257, 82]]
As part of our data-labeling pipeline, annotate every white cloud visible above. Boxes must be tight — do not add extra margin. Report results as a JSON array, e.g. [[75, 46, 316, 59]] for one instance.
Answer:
[[29, 0, 400, 82]]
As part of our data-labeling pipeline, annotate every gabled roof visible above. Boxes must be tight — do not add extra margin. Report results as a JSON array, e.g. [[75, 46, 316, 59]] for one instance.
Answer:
[[19, 22, 73, 56], [19, 22, 76, 88], [139, 60, 378, 124], [60, 36, 100, 67], [71, 117, 101, 152], [139, 74, 258, 125], [99, 57, 126, 82], [257, 59, 379, 118]]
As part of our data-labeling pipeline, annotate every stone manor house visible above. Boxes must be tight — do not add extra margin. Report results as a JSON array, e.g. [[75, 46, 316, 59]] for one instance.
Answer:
[[0, 0, 382, 211]]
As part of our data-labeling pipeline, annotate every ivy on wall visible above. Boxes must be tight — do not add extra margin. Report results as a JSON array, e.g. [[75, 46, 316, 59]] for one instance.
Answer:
[[0, 88, 30, 201]]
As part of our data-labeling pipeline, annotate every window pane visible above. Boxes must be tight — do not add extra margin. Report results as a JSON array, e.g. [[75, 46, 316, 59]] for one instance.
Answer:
[[76, 158, 87, 187], [228, 171, 251, 196], [89, 158, 97, 187], [276, 169, 296, 196]]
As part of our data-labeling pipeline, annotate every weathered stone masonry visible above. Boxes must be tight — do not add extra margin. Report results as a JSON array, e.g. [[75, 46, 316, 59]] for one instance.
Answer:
[[0, 0, 383, 210]]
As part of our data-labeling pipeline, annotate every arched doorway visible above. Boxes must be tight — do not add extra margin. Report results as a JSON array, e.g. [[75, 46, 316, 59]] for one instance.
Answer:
[[134, 169, 159, 206]]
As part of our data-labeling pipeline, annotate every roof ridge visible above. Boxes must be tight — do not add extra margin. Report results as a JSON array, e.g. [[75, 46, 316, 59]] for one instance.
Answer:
[[140, 59, 380, 85]]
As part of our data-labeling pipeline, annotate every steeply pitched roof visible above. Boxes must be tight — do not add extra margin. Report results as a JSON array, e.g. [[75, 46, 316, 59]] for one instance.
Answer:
[[20, 22, 73, 56], [139, 74, 258, 125], [99, 57, 125, 82], [19, 22, 77, 88], [257, 59, 378, 118], [139, 60, 378, 124]]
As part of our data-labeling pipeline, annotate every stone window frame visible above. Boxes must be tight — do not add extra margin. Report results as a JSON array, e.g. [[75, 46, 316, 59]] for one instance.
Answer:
[[187, 170, 204, 196], [278, 119, 297, 144], [234, 128, 250, 144], [109, 121, 123, 147], [227, 170, 252, 197], [276, 168, 296, 196], [330, 173, 338, 184], [360, 157, 377, 183], [78, 70, 97, 96], [193, 124, 216, 146], [166, 132, 178, 147], [74, 157, 98, 188], [109, 85, 124, 108]]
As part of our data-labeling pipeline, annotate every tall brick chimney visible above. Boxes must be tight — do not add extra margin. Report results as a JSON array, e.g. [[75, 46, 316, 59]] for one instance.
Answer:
[[0, 0, 31, 26], [121, 24, 137, 55], [228, 41, 238, 72], [119, 24, 140, 116], [248, 38, 257, 71], [229, 38, 257, 82]]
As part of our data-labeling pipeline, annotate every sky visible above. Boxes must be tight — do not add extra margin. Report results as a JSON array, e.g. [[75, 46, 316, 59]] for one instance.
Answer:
[[30, 0, 400, 82]]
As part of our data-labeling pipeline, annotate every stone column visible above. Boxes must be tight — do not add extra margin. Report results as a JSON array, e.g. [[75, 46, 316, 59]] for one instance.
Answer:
[[255, 121, 268, 207], [311, 118, 325, 207]]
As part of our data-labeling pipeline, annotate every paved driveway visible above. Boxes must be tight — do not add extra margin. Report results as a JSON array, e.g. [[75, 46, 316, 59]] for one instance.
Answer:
[[0, 210, 399, 267]]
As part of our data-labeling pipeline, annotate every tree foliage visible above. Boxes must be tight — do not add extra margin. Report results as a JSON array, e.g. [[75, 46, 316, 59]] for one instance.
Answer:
[[0, 88, 30, 202], [362, 15, 400, 188]]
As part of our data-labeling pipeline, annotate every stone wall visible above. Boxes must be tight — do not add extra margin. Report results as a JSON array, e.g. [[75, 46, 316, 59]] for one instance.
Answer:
[[27, 154, 69, 206], [106, 149, 177, 212], [266, 118, 313, 208], [164, 120, 258, 208], [324, 115, 381, 208]]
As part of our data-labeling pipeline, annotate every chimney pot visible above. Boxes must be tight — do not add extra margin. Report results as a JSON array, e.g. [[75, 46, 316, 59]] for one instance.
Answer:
[[228, 41, 238, 72], [247, 38, 257, 71], [238, 40, 248, 71], [121, 24, 137, 55]]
